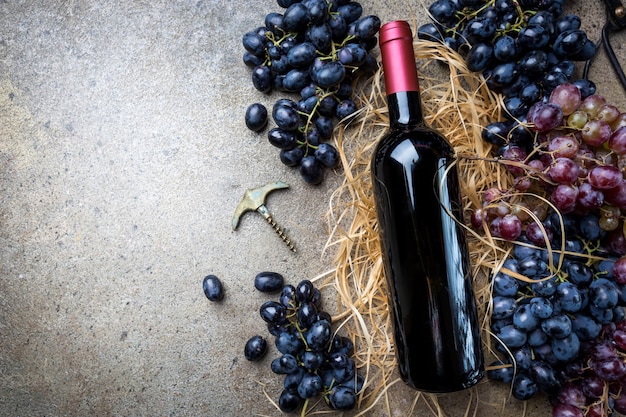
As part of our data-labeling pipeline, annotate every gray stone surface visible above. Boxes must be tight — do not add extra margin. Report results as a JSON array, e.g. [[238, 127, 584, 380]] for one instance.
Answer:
[[1, 1, 624, 416]]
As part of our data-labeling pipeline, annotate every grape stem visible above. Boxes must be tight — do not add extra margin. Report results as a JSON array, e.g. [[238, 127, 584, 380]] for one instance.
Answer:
[[300, 398, 309, 417]]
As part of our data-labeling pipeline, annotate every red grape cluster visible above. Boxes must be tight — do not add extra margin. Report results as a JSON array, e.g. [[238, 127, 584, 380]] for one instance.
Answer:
[[471, 83, 626, 250], [551, 319, 626, 417]]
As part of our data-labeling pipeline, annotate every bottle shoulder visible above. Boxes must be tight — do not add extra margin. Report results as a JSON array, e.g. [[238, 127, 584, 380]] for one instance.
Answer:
[[373, 126, 454, 159]]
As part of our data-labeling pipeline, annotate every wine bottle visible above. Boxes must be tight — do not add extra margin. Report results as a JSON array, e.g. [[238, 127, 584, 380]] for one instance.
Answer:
[[371, 20, 484, 392]]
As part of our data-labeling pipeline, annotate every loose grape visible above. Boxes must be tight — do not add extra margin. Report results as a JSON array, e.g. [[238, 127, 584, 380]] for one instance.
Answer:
[[528, 102, 563, 132], [466, 42, 493, 72], [548, 135, 578, 158], [244, 335, 268, 361], [314, 143, 340, 168], [252, 65, 273, 93], [576, 182, 604, 211], [610, 113, 626, 131], [548, 158, 579, 184], [328, 386, 357, 411], [278, 389, 302, 413], [581, 119, 612, 147], [549, 83, 581, 116], [202, 274, 225, 301], [499, 214, 523, 240], [588, 165, 622, 189], [566, 111, 588, 129], [254, 271, 285, 293], [597, 104, 620, 123], [428, 0, 458, 25], [551, 403, 584, 417], [609, 126, 626, 154], [578, 94, 607, 118], [551, 184, 578, 213], [299, 155, 324, 185]]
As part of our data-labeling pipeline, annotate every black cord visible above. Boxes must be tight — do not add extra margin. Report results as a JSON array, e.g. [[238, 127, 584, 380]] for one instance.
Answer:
[[602, 23, 626, 92]]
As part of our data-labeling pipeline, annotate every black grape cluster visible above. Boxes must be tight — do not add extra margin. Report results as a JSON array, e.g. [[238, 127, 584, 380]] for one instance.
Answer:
[[418, 0, 597, 150], [245, 274, 364, 414], [487, 220, 626, 415], [242, 0, 381, 185]]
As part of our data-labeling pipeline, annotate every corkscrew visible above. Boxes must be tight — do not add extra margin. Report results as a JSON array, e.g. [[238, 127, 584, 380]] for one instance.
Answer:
[[231, 181, 296, 253]]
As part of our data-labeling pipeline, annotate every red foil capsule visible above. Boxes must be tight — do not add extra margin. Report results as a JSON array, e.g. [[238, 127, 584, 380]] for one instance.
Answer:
[[379, 20, 420, 95]]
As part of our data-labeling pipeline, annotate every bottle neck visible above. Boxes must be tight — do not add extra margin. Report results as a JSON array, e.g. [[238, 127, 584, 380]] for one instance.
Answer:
[[388, 91, 424, 129], [379, 21, 423, 130]]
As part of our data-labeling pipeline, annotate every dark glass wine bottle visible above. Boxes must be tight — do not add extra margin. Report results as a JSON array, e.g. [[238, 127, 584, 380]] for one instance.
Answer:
[[371, 20, 484, 392]]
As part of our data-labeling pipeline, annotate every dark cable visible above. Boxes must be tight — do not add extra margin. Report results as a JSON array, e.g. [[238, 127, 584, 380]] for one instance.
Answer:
[[602, 24, 626, 92]]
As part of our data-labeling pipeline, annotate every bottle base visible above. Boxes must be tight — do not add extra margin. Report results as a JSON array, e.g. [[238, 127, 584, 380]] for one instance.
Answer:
[[403, 369, 485, 393]]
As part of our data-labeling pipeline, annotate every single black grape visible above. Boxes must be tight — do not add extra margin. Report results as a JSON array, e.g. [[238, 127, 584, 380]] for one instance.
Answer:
[[517, 24, 551, 51], [279, 284, 297, 308], [306, 23, 332, 52], [552, 29, 587, 57], [555, 14, 581, 33], [244, 335, 268, 361], [466, 42, 493, 72], [243, 51, 263, 68], [268, 127, 298, 149], [282, 3, 311, 31], [297, 301, 318, 329], [301, 350, 325, 370], [260, 300, 287, 324], [265, 12, 284, 35], [328, 386, 357, 411], [298, 372, 323, 399], [305, 319, 332, 350], [328, 13, 349, 41], [350, 15, 381, 40], [300, 155, 324, 185], [417, 22, 443, 42], [271, 354, 299, 374], [275, 329, 305, 355], [251, 65, 272, 93], [245, 103, 268, 132], [493, 35, 518, 61], [312, 61, 346, 88], [464, 16, 497, 42], [336, 2, 363, 24], [337, 43, 367, 66], [280, 146, 305, 166], [254, 271, 285, 293], [278, 389, 303, 413], [314, 143, 340, 168], [488, 62, 518, 89], [282, 68, 311, 92], [295, 279, 314, 303], [428, 0, 458, 24], [272, 100, 301, 131], [202, 274, 224, 301], [242, 31, 266, 56], [481, 121, 511, 146], [307, 0, 329, 24], [315, 115, 334, 139], [287, 42, 317, 69], [335, 99, 357, 120]]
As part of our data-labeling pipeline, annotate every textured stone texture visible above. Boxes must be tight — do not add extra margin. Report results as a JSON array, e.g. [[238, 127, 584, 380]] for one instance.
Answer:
[[0, 1, 624, 416]]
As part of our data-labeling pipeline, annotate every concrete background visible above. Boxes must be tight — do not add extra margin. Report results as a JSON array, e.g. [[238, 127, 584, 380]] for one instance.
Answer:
[[0, 1, 624, 416]]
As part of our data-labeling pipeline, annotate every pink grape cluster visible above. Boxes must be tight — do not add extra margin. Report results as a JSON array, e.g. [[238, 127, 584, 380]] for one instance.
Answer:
[[471, 83, 626, 246]]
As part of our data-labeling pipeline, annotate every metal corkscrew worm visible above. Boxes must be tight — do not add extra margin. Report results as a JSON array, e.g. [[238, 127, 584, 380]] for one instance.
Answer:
[[231, 181, 296, 252]]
